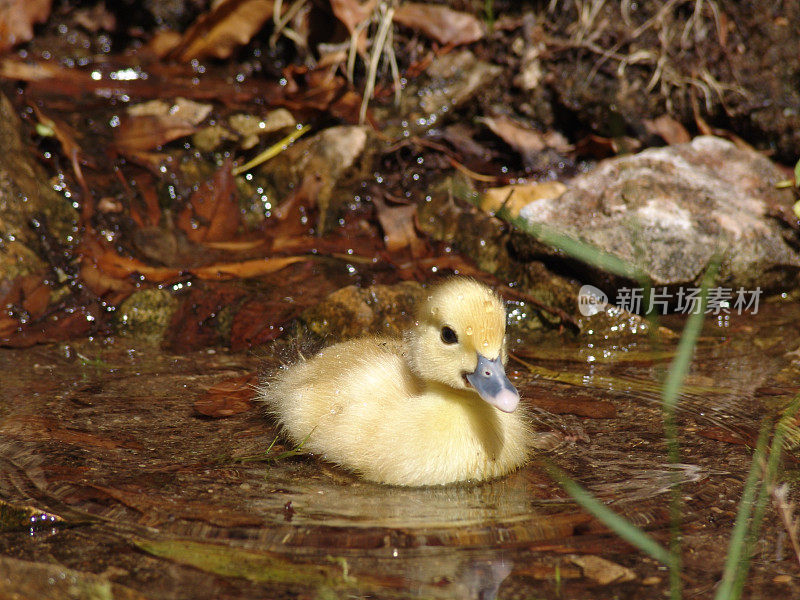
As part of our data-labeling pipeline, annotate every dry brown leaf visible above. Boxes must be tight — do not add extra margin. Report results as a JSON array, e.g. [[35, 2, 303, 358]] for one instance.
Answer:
[[127, 97, 213, 122], [176, 160, 241, 243], [527, 395, 617, 419], [0, 56, 64, 80], [574, 133, 641, 158], [73, 3, 116, 32], [168, 0, 275, 62], [330, 0, 375, 54], [480, 114, 572, 158], [643, 115, 691, 144], [330, 0, 375, 33], [19, 277, 50, 319], [372, 196, 425, 257], [145, 30, 183, 58], [202, 239, 268, 251], [113, 115, 198, 154], [79, 262, 134, 296], [0, 0, 52, 52], [81, 232, 306, 284], [191, 256, 307, 279], [570, 555, 637, 585], [481, 182, 567, 217], [114, 98, 212, 154], [393, 3, 484, 46]]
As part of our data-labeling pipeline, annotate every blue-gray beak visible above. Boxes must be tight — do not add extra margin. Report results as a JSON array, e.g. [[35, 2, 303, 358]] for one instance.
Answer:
[[465, 354, 520, 413]]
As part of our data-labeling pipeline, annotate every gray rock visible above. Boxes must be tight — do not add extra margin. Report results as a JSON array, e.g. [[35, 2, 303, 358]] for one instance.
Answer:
[[517, 136, 800, 289]]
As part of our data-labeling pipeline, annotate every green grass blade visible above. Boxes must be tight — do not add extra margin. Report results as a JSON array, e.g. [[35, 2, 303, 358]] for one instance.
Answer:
[[501, 217, 649, 283], [729, 393, 800, 597], [659, 260, 718, 599], [547, 464, 673, 566], [713, 423, 771, 600]]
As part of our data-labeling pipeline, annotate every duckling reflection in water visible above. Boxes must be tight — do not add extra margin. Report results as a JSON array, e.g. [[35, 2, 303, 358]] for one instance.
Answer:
[[260, 278, 531, 486]]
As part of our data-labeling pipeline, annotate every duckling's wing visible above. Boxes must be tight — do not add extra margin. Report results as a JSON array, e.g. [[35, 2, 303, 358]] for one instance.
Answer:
[[260, 336, 417, 445]]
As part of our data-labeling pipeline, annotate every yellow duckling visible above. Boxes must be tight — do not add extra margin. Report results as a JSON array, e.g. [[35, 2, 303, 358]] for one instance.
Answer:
[[260, 277, 530, 486]]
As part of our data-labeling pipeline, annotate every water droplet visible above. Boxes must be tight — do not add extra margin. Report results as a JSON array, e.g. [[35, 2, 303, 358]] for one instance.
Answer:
[[465, 326, 473, 336]]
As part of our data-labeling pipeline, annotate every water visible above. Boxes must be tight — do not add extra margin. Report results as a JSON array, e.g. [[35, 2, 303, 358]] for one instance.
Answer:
[[1, 299, 799, 598]]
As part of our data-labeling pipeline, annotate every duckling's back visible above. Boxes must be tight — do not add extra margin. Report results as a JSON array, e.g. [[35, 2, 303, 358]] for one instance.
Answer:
[[261, 336, 420, 469]]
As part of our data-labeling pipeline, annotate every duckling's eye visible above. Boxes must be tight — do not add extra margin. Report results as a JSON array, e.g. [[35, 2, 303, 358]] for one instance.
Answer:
[[440, 326, 458, 345]]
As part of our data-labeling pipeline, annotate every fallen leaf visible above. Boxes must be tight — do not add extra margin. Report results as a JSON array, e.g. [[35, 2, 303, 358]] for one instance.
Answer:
[[695, 426, 755, 446], [393, 3, 484, 46], [570, 555, 637, 585], [0, 274, 50, 320], [527, 393, 617, 419], [643, 115, 691, 144], [164, 285, 246, 352], [0, 0, 51, 52], [114, 98, 212, 154], [118, 172, 159, 228], [330, 0, 375, 54], [574, 133, 641, 158], [72, 3, 116, 32], [168, 0, 275, 62], [202, 239, 268, 251], [194, 373, 258, 417], [80, 232, 307, 283], [144, 30, 183, 58], [128, 97, 213, 122], [19, 276, 50, 319], [372, 196, 426, 257], [113, 115, 198, 155], [32, 106, 92, 209], [230, 298, 303, 350], [480, 182, 567, 217], [176, 160, 241, 242], [330, 0, 375, 34], [192, 256, 307, 279], [0, 308, 99, 348], [135, 538, 348, 586], [480, 114, 572, 159], [0, 415, 141, 450], [79, 261, 134, 296]]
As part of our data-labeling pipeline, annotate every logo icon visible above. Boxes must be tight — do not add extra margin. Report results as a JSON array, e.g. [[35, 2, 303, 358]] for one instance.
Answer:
[[577, 285, 608, 316]]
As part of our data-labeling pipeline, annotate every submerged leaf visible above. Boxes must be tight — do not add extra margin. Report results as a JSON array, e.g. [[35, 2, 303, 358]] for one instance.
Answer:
[[195, 373, 258, 417], [135, 538, 349, 586]]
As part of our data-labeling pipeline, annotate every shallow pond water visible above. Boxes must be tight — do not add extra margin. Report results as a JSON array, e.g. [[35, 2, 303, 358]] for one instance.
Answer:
[[1, 298, 799, 599]]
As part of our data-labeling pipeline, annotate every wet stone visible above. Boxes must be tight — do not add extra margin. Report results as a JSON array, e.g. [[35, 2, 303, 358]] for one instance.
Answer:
[[115, 288, 180, 343], [301, 281, 424, 342]]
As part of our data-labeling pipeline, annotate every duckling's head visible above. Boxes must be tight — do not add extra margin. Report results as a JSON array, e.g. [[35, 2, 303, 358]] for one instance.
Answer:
[[406, 278, 520, 413]]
